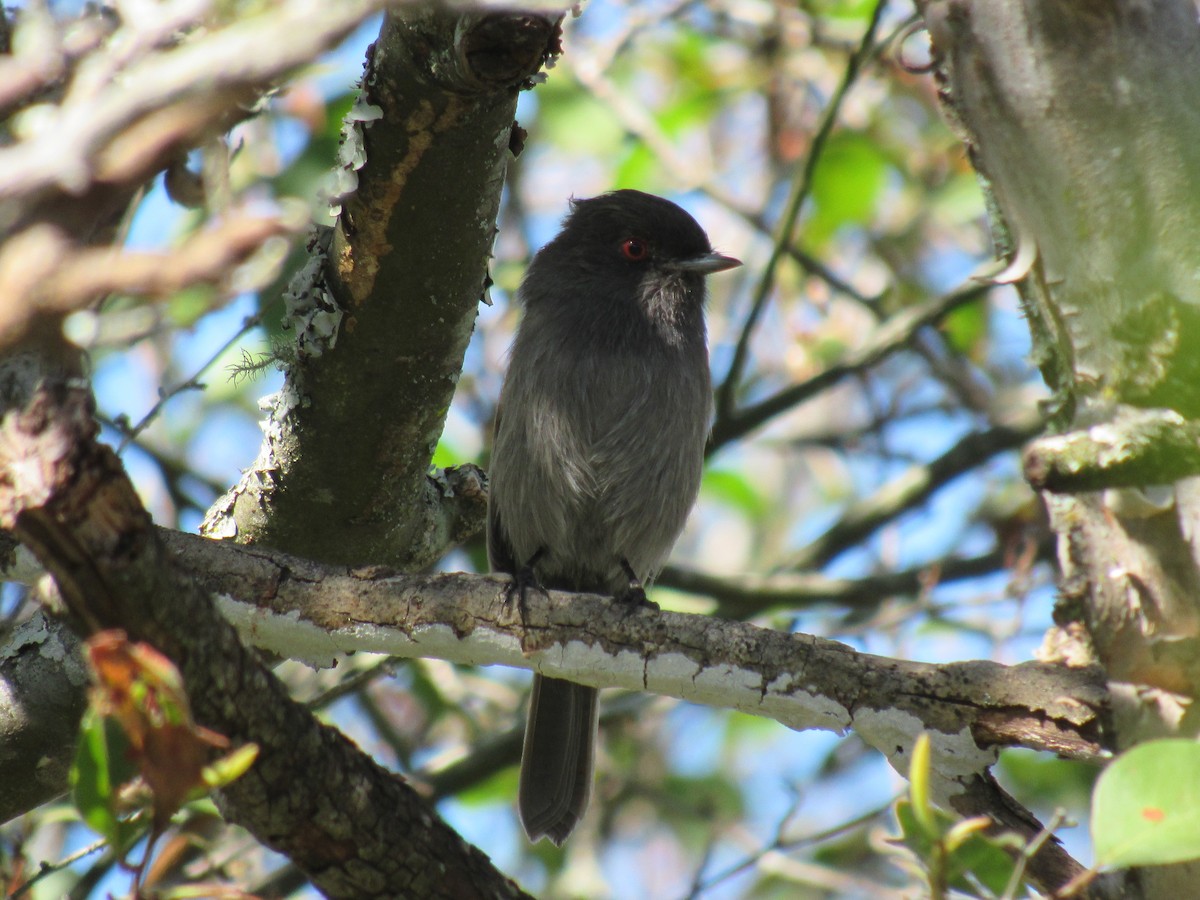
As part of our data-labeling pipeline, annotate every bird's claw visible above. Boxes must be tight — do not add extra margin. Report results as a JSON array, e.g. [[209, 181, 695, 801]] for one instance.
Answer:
[[618, 559, 659, 611], [504, 553, 549, 624]]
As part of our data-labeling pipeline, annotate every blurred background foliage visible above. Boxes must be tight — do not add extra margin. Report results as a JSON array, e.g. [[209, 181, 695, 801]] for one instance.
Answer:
[[2, 0, 1089, 897]]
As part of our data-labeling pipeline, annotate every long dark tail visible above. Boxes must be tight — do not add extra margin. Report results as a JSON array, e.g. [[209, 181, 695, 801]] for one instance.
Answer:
[[518, 674, 599, 845]]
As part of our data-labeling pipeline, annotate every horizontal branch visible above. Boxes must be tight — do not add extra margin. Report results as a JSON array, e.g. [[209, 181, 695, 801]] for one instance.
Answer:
[[0, 384, 526, 898], [785, 405, 1044, 571], [157, 529, 1108, 808], [1024, 406, 1200, 493], [0, 213, 298, 343]]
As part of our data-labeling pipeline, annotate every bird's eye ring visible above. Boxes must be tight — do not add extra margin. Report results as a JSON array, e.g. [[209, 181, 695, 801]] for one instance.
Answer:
[[621, 238, 649, 261]]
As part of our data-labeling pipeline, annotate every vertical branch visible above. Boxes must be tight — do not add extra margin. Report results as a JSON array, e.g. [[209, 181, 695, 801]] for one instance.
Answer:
[[204, 9, 559, 570]]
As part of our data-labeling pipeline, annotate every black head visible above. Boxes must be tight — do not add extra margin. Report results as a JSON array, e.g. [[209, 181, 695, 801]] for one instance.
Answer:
[[522, 190, 741, 343]]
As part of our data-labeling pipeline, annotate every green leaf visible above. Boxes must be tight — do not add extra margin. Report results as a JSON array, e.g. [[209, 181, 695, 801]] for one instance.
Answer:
[[808, 131, 888, 244], [702, 468, 769, 517], [942, 825, 1024, 896], [893, 798, 1023, 896], [908, 733, 937, 839], [71, 708, 120, 844], [455, 765, 519, 808], [166, 286, 219, 328], [807, 0, 878, 21], [431, 438, 461, 469], [70, 710, 142, 854], [939, 299, 988, 358], [1093, 739, 1200, 869], [538, 82, 624, 155], [614, 143, 662, 193], [202, 742, 259, 790], [998, 748, 1097, 810]]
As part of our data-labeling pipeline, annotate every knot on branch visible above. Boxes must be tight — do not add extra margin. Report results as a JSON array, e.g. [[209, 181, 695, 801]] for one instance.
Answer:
[[459, 13, 561, 91]]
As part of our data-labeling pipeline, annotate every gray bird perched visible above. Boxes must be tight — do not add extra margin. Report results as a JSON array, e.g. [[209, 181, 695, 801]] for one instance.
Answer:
[[487, 190, 741, 845]]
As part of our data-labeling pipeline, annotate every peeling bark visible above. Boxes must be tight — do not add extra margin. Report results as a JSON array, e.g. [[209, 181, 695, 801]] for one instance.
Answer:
[[204, 9, 558, 570]]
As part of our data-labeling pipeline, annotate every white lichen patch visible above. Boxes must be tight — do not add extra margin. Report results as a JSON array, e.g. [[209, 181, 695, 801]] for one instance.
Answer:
[[643, 651, 701, 696], [215, 596, 528, 671], [328, 94, 382, 214], [529, 642, 646, 690], [217, 595, 342, 669], [337, 621, 526, 670], [763, 671, 853, 732], [200, 385, 298, 538], [0, 612, 52, 659], [0, 612, 88, 686], [281, 240, 342, 360], [854, 706, 996, 804], [690, 660, 770, 703]]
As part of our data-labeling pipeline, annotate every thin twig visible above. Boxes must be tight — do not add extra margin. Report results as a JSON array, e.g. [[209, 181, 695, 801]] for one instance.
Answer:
[[783, 405, 1043, 571], [569, 14, 877, 311], [115, 304, 269, 454], [715, 0, 890, 422], [658, 537, 1051, 619], [709, 280, 991, 452], [682, 799, 895, 899], [12, 835, 110, 899]]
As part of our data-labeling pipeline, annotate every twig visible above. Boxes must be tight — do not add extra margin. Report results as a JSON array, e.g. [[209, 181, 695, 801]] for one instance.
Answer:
[[716, 0, 890, 422], [12, 835, 109, 899], [783, 406, 1043, 571], [709, 280, 991, 452], [682, 800, 894, 899], [658, 537, 1050, 619], [113, 302, 271, 454], [568, 12, 877, 311]]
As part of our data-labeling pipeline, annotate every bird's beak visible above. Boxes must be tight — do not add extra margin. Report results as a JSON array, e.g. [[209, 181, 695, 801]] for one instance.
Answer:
[[671, 252, 743, 275]]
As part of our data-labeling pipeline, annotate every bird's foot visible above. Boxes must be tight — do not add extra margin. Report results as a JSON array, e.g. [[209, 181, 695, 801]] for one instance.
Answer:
[[618, 558, 659, 611], [505, 549, 549, 624]]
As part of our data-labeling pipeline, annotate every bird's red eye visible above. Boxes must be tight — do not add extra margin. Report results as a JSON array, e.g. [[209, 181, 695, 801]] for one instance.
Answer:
[[621, 238, 649, 260]]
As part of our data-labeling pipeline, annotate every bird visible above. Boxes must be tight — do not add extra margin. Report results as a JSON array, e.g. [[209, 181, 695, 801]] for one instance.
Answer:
[[487, 189, 741, 845]]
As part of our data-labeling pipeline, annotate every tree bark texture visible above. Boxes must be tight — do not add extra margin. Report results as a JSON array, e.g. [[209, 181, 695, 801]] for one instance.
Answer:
[[921, 1, 1200, 894], [0, 383, 528, 899], [203, 8, 557, 571]]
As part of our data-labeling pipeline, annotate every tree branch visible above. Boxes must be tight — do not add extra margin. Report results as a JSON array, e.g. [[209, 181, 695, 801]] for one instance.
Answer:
[[1024, 406, 1200, 493], [715, 0, 888, 424], [0, 383, 528, 899], [0, 516, 1105, 837], [202, 8, 558, 570], [784, 404, 1043, 570], [133, 530, 1107, 771], [0, 610, 88, 823], [0, 213, 297, 340], [708, 280, 991, 452], [658, 538, 1050, 619]]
